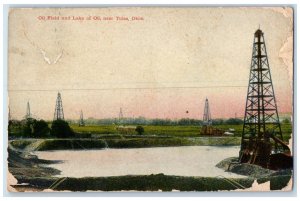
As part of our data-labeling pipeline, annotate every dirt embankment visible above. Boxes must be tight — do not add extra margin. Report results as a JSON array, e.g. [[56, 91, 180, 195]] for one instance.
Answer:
[[216, 157, 293, 190], [7, 145, 60, 191], [9, 136, 241, 152], [16, 173, 256, 192]]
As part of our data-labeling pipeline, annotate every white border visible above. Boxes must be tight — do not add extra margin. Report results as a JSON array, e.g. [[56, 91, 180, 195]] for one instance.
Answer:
[[1, 0, 299, 200]]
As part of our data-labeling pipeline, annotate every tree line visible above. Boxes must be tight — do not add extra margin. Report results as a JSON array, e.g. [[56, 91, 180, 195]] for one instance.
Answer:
[[8, 118, 74, 138], [66, 117, 245, 126]]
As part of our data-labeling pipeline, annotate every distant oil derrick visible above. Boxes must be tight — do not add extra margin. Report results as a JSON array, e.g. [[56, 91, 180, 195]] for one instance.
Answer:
[[53, 92, 64, 120], [239, 29, 292, 170], [201, 98, 224, 136], [118, 107, 123, 125], [203, 98, 212, 126], [25, 101, 32, 119], [79, 110, 85, 127]]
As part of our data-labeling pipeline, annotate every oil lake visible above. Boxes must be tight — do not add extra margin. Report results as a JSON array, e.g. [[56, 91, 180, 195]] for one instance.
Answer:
[[35, 146, 245, 178]]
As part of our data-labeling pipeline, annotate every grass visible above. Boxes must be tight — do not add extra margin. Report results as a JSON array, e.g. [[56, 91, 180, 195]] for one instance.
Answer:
[[71, 125, 206, 137], [143, 125, 200, 137], [9, 123, 291, 151], [280, 123, 293, 142], [71, 125, 116, 134], [35, 139, 108, 151], [71, 123, 293, 143], [71, 124, 202, 137]]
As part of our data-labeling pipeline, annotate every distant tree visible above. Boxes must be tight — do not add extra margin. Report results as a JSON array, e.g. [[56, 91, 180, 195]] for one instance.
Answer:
[[282, 118, 291, 124], [21, 118, 36, 138], [212, 118, 224, 125], [135, 126, 144, 135], [152, 118, 166, 126], [8, 120, 23, 138], [178, 118, 190, 125], [225, 118, 243, 125], [51, 119, 74, 138], [33, 120, 50, 137], [22, 123, 33, 137]]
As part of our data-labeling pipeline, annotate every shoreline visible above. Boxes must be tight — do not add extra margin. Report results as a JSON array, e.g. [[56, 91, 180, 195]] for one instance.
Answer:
[[9, 136, 242, 152], [7, 137, 292, 192]]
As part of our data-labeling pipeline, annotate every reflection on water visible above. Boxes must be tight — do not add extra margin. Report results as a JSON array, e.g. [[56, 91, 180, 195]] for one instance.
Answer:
[[35, 146, 244, 178]]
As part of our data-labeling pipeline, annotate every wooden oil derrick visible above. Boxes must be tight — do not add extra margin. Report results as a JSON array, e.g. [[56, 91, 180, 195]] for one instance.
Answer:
[[54, 92, 64, 120], [239, 29, 292, 170], [79, 110, 85, 127], [118, 107, 123, 125], [203, 98, 212, 126], [25, 101, 32, 119], [201, 98, 224, 136]]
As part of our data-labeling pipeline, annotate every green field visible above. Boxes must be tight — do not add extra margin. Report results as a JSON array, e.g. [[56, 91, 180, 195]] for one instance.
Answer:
[[70, 123, 292, 142], [71, 124, 202, 137]]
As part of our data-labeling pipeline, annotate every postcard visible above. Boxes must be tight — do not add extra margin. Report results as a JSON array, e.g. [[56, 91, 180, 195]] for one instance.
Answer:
[[7, 7, 293, 192]]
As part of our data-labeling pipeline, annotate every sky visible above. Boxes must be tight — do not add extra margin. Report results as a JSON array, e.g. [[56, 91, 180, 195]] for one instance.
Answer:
[[8, 7, 293, 120]]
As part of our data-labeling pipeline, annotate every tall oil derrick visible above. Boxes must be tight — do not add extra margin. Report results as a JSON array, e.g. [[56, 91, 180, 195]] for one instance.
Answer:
[[79, 110, 85, 127], [118, 107, 123, 125], [203, 98, 212, 126], [25, 101, 32, 119], [239, 29, 291, 169], [53, 92, 64, 120]]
